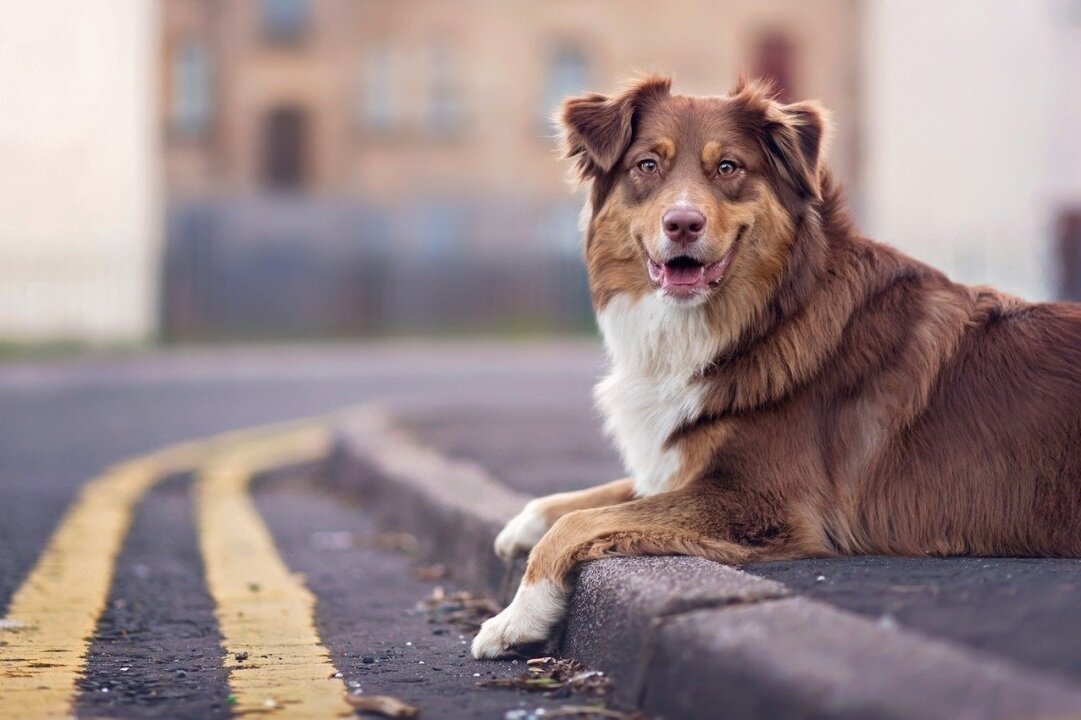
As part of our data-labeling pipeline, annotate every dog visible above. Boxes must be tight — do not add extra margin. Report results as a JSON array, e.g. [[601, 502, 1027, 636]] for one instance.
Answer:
[[471, 75, 1081, 659]]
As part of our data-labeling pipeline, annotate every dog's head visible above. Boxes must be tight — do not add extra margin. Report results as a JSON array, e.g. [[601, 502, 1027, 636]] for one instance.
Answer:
[[560, 76, 829, 311]]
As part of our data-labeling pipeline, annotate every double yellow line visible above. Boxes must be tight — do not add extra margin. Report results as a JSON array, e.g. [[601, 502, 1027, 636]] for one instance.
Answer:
[[0, 421, 354, 718]]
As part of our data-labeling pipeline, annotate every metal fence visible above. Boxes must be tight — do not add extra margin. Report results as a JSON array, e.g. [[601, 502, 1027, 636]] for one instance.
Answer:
[[161, 196, 593, 341]]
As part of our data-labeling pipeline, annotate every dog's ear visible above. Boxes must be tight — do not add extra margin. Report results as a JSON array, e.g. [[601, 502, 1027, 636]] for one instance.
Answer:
[[767, 100, 829, 201], [559, 75, 671, 182], [731, 76, 830, 201]]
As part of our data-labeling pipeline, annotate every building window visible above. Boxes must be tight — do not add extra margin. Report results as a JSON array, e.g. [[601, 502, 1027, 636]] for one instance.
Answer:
[[545, 202, 583, 256], [361, 46, 399, 131], [428, 44, 463, 135], [172, 41, 212, 135], [261, 0, 310, 43], [262, 106, 309, 191], [542, 46, 590, 127], [419, 203, 466, 259]]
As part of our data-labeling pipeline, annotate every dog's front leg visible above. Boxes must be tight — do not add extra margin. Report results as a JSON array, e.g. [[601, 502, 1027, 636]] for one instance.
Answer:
[[493, 477, 635, 560], [473, 486, 752, 659]]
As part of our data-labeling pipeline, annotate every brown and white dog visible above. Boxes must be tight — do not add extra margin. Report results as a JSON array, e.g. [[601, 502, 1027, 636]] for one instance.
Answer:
[[471, 76, 1081, 659]]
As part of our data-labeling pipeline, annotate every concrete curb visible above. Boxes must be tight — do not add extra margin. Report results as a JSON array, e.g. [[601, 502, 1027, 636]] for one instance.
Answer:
[[565, 559, 1081, 719], [329, 404, 1081, 720], [326, 404, 527, 596]]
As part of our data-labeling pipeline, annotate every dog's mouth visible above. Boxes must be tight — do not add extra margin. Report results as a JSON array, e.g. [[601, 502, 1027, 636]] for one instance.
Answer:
[[646, 246, 736, 299]]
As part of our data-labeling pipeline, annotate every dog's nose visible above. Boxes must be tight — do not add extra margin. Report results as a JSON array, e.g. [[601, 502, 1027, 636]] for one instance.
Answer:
[[662, 208, 706, 245]]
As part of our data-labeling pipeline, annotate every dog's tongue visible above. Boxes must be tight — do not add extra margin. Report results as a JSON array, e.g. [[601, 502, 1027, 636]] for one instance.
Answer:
[[648, 254, 733, 295], [665, 264, 705, 286]]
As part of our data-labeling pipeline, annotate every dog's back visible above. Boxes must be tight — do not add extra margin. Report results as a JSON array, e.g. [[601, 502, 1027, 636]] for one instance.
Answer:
[[865, 288, 1081, 556]]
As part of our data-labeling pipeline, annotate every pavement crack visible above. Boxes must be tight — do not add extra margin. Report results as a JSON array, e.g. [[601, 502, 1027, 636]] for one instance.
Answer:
[[652, 588, 792, 621]]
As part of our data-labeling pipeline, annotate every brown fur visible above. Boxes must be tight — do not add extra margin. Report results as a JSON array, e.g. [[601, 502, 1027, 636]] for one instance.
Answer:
[[524, 75, 1081, 590], [530, 478, 636, 525]]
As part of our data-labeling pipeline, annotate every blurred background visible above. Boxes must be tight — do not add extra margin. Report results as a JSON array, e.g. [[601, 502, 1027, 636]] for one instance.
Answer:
[[1, 0, 1080, 347]]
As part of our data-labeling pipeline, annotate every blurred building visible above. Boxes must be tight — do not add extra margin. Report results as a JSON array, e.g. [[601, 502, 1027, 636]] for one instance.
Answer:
[[163, 0, 862, 201], [862, 0, 1081, 302], [0, 1, 160, 343], [3, 1, 1077, 344], [159, 0, 862, 339]]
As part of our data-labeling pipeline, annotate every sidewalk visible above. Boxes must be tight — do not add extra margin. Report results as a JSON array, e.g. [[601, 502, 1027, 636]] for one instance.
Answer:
[[329, 401, 1081, 719]]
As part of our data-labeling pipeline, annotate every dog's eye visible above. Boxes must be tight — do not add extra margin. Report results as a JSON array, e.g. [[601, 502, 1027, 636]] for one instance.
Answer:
[[636, 159, 659, 174], [718, 160, 739, 176]]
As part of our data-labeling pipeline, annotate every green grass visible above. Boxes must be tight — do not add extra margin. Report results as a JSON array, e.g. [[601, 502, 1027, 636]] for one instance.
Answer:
[[1, 321, 601, 360], [0, 339, 147, 362]]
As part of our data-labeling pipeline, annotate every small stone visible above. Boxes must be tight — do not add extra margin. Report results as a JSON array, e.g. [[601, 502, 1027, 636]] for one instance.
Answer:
[[310, 530, 353, 551]]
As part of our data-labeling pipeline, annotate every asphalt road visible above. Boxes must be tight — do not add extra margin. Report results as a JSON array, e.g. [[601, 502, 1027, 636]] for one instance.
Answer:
[[0, 342, 607, 719], [4, 341, 1081, 718]]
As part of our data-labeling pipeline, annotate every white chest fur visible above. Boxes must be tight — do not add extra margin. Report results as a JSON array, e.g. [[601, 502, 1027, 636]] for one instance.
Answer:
[[594, 293, 725, 497]]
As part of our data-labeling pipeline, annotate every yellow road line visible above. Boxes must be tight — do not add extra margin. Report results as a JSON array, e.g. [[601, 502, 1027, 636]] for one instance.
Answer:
[[0, 419, 337, 719], [195, 423, 354, 718], [0, 444, 197, 719]]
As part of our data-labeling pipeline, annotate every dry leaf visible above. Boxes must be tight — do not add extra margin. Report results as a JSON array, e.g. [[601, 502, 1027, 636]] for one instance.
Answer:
[[416, 587, 501, 632], [345, 693, 419, 718]]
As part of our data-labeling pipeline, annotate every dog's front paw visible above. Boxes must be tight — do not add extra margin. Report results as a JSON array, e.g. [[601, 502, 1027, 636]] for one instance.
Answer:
[[494, 501, 548, 561], [471, 607, 534, 659], [471, 580, 566, 659]]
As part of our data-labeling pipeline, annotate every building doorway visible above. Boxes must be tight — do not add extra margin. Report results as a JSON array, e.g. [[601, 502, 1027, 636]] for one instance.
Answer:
[[752, 31, 796, 102], [262, 106, 309, 191], [1058, 209, 1081, 300]]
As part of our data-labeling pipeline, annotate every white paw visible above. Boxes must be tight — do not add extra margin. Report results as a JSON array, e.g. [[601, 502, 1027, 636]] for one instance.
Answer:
[[471, 580, 566, 659], [493, 501, 549, 561]]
